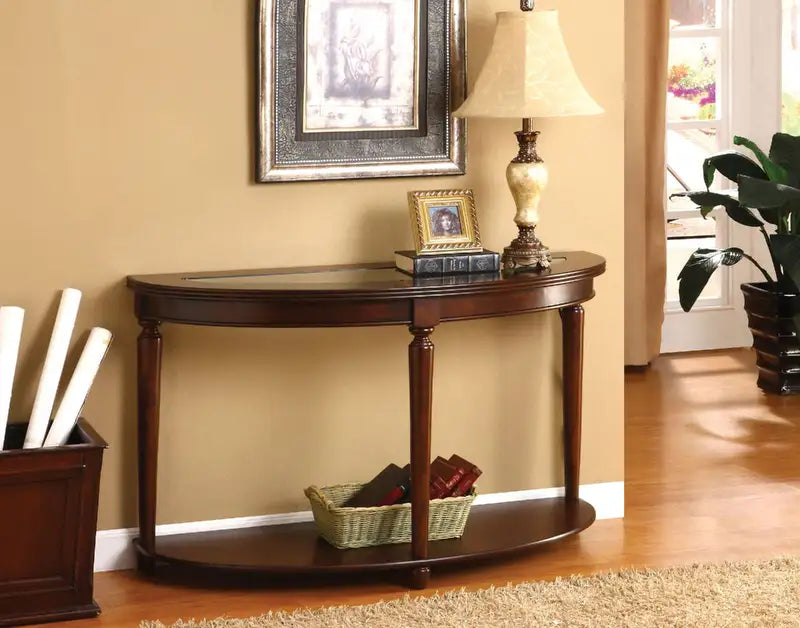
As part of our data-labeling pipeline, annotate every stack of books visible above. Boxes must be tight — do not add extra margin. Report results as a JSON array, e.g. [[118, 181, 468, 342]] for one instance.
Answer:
[[342, 455, 482, 508], [395, 250, 501, 277]]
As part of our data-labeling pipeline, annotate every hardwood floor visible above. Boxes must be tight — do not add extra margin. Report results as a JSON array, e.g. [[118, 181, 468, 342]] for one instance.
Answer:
[[49, 349, 800, 626]]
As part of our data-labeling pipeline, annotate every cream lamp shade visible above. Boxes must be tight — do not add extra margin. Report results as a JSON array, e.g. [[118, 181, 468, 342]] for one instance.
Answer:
[[453, 10, 603, 119], [452, 9, 603, 271]]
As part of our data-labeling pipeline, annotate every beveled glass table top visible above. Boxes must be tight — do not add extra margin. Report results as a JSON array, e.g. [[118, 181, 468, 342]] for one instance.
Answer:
[[179, 258, 567, 290], [126, 252, 606, 325], [126, 253, 606, 296]]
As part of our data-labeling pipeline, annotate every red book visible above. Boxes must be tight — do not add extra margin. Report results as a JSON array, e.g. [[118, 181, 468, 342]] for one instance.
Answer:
[[376, 465, 411, 506], [449, 471, 481, 496], [343, 463, 409, 508], [377, 483, 407, 506], [396, 457, 477, 502], [429, 475, 450, 500], [431, 456, 466, 495], [449, 454, 479, 475], [448, 454, 482, 497], [396, 474, 448, 502]]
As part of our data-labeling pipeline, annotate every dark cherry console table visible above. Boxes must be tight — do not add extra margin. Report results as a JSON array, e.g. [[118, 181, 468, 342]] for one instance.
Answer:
[[126, 251, 605, 589]]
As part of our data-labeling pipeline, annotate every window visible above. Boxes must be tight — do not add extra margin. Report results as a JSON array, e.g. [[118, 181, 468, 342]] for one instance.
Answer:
[[665, 0, 727, 308], [784, 0, 800, 133], [662, 0, 787, 353]]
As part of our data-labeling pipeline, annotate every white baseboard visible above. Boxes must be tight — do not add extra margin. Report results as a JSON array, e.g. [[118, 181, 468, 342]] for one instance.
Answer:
[[94, 481, 624, 573]]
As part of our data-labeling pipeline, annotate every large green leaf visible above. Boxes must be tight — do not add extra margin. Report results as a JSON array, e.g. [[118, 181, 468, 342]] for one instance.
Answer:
[[671, 190, 763, 227], [769, 133, 800, 185], [703, 151, 767, 188], [678, 248, 745, 312], [738, 175, 800, 209], [771, 234, 800, 292], [757, 208, 781, 226], [734, 136, 789, 183], [770, 234, 800, 334], [724, 204, 766, 228], [788, 199, 800, 234]]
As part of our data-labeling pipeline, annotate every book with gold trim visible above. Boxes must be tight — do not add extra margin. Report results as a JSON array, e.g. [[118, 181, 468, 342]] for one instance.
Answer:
[[448, 454, 482, 497], [395, 250, 501, 276]]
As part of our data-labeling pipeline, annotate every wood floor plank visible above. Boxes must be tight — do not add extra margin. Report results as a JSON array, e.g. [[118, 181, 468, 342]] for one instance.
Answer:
[[42, 349, 800, 627]]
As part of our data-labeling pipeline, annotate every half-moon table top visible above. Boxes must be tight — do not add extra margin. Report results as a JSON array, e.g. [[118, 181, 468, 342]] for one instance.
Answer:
[[126, 251, 605, 328]]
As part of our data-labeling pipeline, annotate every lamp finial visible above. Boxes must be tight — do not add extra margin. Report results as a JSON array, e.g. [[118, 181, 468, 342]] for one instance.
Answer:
[[521, 0, 534, 10]]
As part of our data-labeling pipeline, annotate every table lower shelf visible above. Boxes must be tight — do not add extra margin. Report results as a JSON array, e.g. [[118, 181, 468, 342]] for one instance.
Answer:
[[134, 497, 595, 579]]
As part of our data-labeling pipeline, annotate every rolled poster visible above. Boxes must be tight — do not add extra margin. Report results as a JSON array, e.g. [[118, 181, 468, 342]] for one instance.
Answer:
[[0, 306, 25, 451], [24, 288, 82, 449], [43, 327, 112, 448]]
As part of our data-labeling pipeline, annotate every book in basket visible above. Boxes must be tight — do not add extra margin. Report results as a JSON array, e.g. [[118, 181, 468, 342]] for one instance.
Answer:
[[304, 483, 477, 549]]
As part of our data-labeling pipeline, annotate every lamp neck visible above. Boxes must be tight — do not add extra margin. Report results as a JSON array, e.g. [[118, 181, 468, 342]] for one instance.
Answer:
[[520, 0, 534, 10], [512, 129, 542, 164]]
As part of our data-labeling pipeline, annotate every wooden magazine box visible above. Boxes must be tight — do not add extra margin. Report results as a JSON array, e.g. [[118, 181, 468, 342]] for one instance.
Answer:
[[0, 419, 106, 626]]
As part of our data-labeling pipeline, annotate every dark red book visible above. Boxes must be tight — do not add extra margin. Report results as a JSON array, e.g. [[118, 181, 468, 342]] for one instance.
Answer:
[[396, 473, 448, 503], [448, 454, 482, 497], [429, 475, 450, 500], [376, 465, 411, 506], [449, 470, 482, 496], [449, 454, 479, 475], [343, 463, 410, 508], [431, 456, 466, 494], [394, 457, 476, 502]]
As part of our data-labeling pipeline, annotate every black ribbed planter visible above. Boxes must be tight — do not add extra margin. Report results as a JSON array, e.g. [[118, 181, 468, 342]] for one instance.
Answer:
[[742, 282, 800, 395]]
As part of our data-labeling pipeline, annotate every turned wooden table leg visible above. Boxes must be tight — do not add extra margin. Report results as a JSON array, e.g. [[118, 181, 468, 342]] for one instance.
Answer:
[[560, 305, 584, 503], [409, 326, 434, 590], [137, 320, 162, 570]]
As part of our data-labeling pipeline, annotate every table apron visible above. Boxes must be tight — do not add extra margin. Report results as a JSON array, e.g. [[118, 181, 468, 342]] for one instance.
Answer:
[[133, 280, 595, 327]]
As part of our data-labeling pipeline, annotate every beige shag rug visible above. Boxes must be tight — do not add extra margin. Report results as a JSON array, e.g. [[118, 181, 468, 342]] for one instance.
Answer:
[[141, 557, 800, 627]]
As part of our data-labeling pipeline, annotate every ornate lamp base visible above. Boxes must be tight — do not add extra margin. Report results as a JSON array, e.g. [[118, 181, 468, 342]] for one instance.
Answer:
[[502, 225, 552, 270], [502, 121, 552, 272]]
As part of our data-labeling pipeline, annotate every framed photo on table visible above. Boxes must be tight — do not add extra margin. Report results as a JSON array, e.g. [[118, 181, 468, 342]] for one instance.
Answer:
[[407, 189, 482, 255], [256, 0, 466, 182]]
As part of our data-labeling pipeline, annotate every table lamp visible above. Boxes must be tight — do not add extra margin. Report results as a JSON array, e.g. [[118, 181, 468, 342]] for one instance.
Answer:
[[453, 2, 603, 270]]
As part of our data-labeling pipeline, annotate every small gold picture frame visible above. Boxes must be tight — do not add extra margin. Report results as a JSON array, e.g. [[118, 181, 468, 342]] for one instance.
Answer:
[[407, 189, 483, 255]]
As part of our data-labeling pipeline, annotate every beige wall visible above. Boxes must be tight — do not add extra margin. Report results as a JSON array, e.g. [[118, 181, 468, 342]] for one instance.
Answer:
[[0, 0, 624, 531]]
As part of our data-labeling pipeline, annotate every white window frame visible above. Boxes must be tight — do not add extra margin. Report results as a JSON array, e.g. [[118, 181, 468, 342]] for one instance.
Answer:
[[665, 1, 731, 313], [661, 0, 781, 353], [731, 0, 782, 274]]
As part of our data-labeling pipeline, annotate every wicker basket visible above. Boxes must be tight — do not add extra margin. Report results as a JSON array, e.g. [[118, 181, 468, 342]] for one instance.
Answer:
[[304, 483, 477, 549]]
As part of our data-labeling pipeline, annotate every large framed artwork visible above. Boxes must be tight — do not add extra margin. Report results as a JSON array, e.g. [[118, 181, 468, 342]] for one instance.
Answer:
[[256, 0, 466, 182]]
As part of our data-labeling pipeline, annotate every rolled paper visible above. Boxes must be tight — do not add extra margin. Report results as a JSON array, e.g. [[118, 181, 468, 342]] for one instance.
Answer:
[[43, 327, 112, 448], [24, 288, 82, 449], [0, 306, 25, 451]]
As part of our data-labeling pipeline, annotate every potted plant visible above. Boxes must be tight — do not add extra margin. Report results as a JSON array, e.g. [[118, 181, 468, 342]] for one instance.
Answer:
[[673, 132, 800, 395]]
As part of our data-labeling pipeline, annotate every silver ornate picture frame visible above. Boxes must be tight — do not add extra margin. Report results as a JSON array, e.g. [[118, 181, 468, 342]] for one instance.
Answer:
[[256, 0, 466, 182]]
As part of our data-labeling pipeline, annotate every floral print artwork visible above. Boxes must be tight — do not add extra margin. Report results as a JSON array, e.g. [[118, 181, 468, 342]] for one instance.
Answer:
[[303, 0, 418, 133]]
